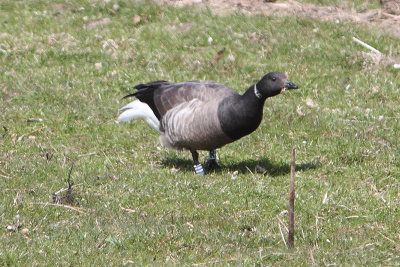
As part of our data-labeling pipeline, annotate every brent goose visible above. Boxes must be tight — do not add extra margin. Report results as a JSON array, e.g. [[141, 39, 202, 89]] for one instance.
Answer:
[[118, 72, 298, 174]]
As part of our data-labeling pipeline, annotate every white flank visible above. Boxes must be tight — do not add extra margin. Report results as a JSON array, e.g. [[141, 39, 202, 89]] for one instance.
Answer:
[[118, 100, 161, 133]]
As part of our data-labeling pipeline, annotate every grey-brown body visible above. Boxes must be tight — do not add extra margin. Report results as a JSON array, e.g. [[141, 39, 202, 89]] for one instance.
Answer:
[[159, 83, 235, 150]]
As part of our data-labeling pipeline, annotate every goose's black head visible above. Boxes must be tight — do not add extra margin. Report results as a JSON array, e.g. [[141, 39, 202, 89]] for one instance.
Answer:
[[256, 72, 298, 98]]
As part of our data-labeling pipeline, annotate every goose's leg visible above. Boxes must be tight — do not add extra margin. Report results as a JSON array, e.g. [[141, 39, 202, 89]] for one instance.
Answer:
[[204, 150, 221, 172], [191, 150, 205, 175]]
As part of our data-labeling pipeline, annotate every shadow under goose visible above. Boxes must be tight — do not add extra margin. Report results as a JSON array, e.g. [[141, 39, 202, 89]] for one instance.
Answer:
[[161, 156, 318, 176]]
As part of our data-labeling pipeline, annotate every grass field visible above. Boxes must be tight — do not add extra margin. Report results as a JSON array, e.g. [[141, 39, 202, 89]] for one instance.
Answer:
[[1, 0, 400, 265]]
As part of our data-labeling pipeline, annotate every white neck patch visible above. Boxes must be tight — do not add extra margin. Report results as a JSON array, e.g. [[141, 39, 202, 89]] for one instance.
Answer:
[[254, 84, 262, 99]]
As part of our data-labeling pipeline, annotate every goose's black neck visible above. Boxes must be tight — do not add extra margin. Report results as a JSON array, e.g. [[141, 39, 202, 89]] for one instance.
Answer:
[[243, 83, 268, 102], [217, 84, 267, 140]]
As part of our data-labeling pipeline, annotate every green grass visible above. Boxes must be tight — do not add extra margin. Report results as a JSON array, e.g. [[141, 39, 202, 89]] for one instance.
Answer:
[[1, 0, 400, 265]]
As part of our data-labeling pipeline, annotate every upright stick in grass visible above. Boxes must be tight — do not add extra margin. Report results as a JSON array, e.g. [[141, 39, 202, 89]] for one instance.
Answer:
[[288, 147, 296, 249]]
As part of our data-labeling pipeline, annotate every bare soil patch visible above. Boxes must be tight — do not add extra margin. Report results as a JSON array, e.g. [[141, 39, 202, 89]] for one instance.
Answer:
[[164, 0, 400, 38]]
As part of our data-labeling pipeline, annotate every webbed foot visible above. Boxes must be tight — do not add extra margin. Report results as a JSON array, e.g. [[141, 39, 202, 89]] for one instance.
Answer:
[[204, 159, 221, 172]]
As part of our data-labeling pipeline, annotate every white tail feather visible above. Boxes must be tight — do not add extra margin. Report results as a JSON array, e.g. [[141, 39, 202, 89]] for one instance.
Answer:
[[118, 100, 161, 133]]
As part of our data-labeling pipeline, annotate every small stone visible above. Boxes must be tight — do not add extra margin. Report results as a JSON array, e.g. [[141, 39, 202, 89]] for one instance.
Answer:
[[231, 170, 238, 180], [21, 228, 29, 234], [113, 4, 120, 11], [6, 223, 22, 232], [95, 62, 102, 69], [133, 15, 141, 24], [185, 222, 194, 229], [279, 210, 288, 216], [208, 36, 213, 45]]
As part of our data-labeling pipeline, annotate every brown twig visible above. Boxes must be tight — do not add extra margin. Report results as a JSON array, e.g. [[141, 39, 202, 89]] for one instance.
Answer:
[[52, 163, 77, 205], [17, 127, 44, 142], [381, 11, 400, 20], [210, 47, 225, 66], [288, 147, 296, 249], [120, 205, 137, 213], [0, 168, 11, 176], [0, 126, 8, 138]]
